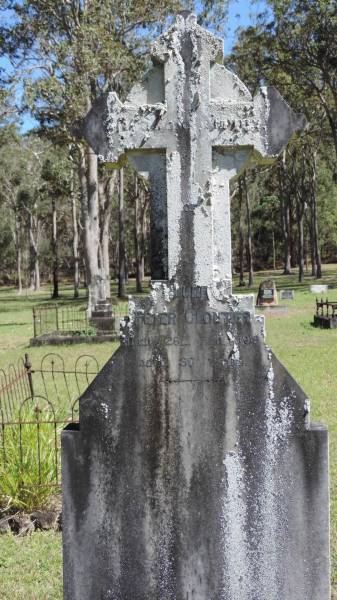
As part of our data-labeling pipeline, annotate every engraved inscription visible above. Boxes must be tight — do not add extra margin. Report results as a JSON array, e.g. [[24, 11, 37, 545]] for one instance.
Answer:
[[178, 357, 194, 368], [216, 334, 260, 345], [134, 312, 177, 326], [139, 356, 193, 369], [174, 286, 208, 299], [125, 335, 189, 347], [132, 310, 251, 328]]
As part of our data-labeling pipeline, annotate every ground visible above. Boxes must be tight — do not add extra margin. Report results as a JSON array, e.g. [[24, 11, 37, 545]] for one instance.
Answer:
[[0, 531, 62, 600], [0, 269, 336, 598]]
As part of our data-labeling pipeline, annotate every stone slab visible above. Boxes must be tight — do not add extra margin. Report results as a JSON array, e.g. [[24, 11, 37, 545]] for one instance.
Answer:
[[310, 284, 328, 294], [30, 333, 118, 347], [256, 304, 288, 313], [280, 289, 295, 300], [62, 285, 330, 600], [90, 316, 115, 333]]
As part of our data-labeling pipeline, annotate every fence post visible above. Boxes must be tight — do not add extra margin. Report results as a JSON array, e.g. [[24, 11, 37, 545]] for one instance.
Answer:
[[24, 353, 35, 398]]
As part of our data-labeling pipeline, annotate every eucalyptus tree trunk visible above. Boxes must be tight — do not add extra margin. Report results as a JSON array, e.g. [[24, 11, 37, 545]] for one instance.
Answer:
[[51, 197, 59, 299], [289, 204, 297, 269], [243, 173, 253, 288], [17, 245, 22, 294], [118, 167, 127, 299], [272, 230, 276, 270], [86, 145, 100, 307], [14, 211, 22, 294], [71, 171, 80, 299], [79, 142, 102, 313], [78, 149, 88, 290], [238, 177, 245, 286], [313, 198, 322, 279], [141, 186, 150, 280], [308, 210, 316, 277], [99, 172, 116, 300], [296, 197, 305, 283], [304, 235, 309, 272], [282, 198, 292, 274], [279, 151, 292, 274], [28, 212, 40, 291], [134, 174, 144, 293], [311, 151, 322, 278]]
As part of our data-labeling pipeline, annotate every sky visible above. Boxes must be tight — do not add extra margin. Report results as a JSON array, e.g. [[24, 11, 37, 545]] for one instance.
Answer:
[[0, 0, 268, 133], [223, 0, 267, 53]]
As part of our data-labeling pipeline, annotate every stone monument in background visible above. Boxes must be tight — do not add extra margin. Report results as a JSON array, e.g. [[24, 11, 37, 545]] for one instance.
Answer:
[[62, 13, 330, 600]]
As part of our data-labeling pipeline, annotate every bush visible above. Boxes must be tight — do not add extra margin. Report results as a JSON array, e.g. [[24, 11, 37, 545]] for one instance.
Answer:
[[0, 407, 61, 512]]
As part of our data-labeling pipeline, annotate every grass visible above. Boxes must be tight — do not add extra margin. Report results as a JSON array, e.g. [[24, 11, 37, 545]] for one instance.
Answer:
[[0, 280, 146, 371], [0, 531, 62, 600], [0, 269, 336, 598]]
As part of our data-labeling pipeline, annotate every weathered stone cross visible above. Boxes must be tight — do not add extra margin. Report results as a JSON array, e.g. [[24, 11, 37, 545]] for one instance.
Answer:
[[84, 11, 304, 292]]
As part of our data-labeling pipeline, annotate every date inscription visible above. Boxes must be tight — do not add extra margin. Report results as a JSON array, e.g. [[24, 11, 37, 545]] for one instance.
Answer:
[[140, 356, 194, 369], [125, 335, 189, 348]]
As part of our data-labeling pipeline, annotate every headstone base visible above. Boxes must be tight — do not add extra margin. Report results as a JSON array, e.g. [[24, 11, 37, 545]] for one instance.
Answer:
[[90, 300, 115, 333], [62, 283, 330, 600]]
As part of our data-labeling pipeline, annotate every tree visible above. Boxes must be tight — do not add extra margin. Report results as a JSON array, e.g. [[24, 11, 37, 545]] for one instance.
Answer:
[[0, 127, 24, 292], [243, 173, 254, 287], [0, 131, 48, 291], [266, 1, 337, 170], [118, 168, 126, 299], [236, 177, 246, 286], [278, 150, 292, 274], [0, 0, 229, 309], [227, 1, 337, 280], [40, 151, 72, 298], [70, 160, 80, 298]]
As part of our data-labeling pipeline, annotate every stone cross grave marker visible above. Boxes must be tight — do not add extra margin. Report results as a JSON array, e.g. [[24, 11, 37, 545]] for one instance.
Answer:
[[83, 11, 304, 292], [62, 13, 330, 600]]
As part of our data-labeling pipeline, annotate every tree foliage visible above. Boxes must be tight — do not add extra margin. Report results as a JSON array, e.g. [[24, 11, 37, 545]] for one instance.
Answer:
[[0, 1, 336, 292]]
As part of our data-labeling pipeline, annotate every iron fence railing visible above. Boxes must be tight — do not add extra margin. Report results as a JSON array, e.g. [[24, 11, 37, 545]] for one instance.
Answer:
[[33, 304, 89, 337], [32, 302, 130, 338], [0, 352, 100, 489]]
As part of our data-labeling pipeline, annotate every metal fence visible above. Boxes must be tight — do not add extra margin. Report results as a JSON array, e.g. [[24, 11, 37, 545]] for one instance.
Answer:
[[32, 302, 130, 338], [0, 352, 100, 490], [33, 304, 89, 337]]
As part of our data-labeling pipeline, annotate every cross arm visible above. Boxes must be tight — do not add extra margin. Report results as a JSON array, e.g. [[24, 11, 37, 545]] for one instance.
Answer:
[[257, 86, 306, 156], [210, 86, 306, 158], [82, 92, 167, 166]]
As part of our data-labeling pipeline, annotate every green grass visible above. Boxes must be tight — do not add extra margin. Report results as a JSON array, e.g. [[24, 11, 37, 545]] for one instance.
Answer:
[[0, 270, 336, 597], [0, 531, 63, 600], [0, 280, 147, 371]]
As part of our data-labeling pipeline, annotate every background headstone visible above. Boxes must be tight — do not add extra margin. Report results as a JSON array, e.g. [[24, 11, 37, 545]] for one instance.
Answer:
[[256, 279, 278, 306], [310, 284, 328, 294], [280, 289, 295, 300]]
